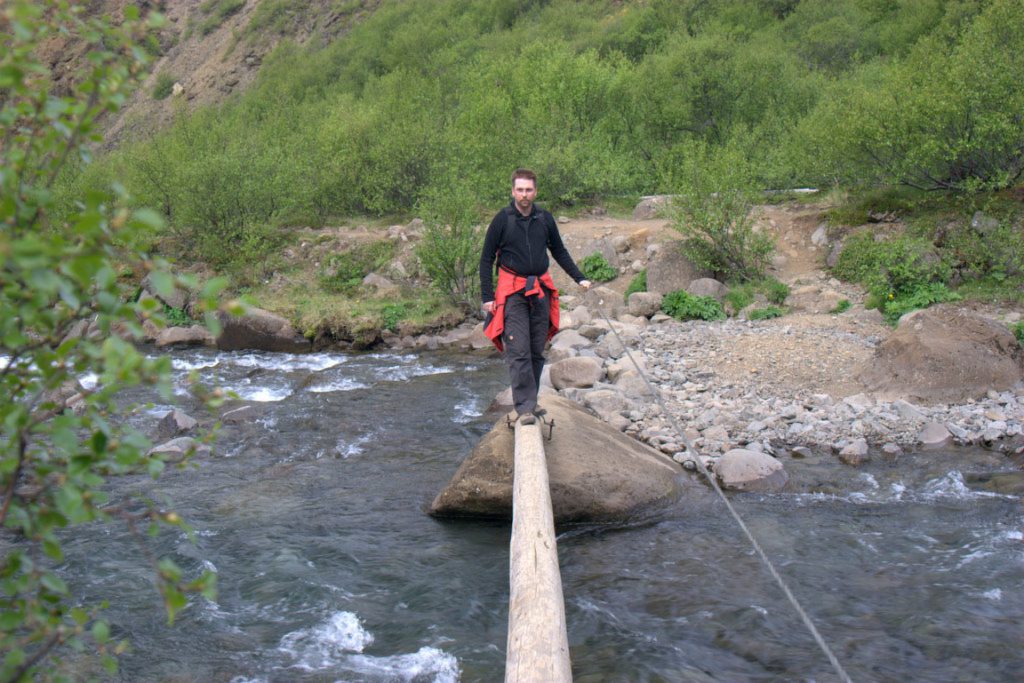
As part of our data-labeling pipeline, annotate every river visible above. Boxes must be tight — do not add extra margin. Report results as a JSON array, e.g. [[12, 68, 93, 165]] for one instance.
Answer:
[[58, 347, 1023, 682]]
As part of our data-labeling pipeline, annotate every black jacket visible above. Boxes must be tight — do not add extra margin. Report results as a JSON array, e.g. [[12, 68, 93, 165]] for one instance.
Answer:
[[479, 201, 586, 303]]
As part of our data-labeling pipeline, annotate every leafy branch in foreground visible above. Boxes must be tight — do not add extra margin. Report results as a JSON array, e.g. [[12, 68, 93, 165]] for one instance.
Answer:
[[1, 3, 225, 679]]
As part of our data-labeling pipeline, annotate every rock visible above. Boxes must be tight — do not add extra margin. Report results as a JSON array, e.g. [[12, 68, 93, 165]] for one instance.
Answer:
[[628, 292, 663, 318], [147, 436, 210, 462], [488, 387, 514, 412], [141, 272, 188, 310], [881, 442, 903, 459], [633, 195, 674, 219], [550, 329, 591, 352], [583, 286, 627, 319], [856, 305, 1024, 404], [838, 438, 870, 466], [646, 242, 711, 296], [467, 323, 493, 350], [810, 223, 829, 247], [716, 449, 789, 492], [216, 307, 311, 353], [362, 272, 399, 294], [919, 421, 953, 450], [686, 278, 728, 301], [549, 356, 603, 390], [430, 396, 693, 522], [785, 284, 844, 314], [613, 371, 649, 398], [155, 325, 215, 347], [892, 399, 926, 422], [607, 355, 645, 382], [156, 409, 198, 440]]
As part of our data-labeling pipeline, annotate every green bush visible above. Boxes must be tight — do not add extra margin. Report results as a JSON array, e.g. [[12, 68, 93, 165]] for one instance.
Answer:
[[415, 184, 484, 309], [724, 283, 754, 313], [0, 4, 221, 678], [624, 269, 647, 300], [748, 306, 785, 320], [670, 142, 775, 282], [152, 72, 176, 99], [661, 290, 726, 321], [881, 282, 961, 324], [830, 299, 852, 314], [761, 278, 790, 305], [1011, 321, 1024, 344], [320, 241, 395, 294], [579, 252, 617, 282]]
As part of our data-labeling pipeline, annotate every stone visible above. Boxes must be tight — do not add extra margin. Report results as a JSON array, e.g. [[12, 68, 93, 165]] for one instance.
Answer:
[[430, 396, 697, 522], [646, 242, 711, 296], [810, 223, 829, 247], [549, 356, 603, 389], [216, 307, 311, 354], [362, 272, 399, 294], [155, 325, 215, 347], [628, 292, 663, 318], [156, 409, 198, 440], [919, 421, 953, 450], [838, 438, 869, 466], [221, 405, 260, 425], [583, 286, 627, 320], [892, 399, 926, 423], [856, 304, 1024, 405], [550, 329, 591, 352], [716, 449, 789, 492], [881, 442, 903, 459], [147, 436, 210, 462], [686, 278, 728, 301], [633, 195, 674, 219]]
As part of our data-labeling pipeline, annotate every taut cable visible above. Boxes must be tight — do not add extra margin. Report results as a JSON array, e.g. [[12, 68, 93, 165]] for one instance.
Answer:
[[591, 298, 854, 683]]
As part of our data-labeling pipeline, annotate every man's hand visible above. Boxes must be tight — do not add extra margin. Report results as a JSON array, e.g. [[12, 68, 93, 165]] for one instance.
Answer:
[[482, 301, 496, 314], [579, 280, 593, 290]]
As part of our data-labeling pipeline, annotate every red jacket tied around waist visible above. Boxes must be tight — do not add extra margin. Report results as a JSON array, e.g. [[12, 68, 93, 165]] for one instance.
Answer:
[[483, 268, 560, 352]]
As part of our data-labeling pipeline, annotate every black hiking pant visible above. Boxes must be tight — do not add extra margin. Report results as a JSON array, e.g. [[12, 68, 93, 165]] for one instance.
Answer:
[[502, 290, 551, 416]]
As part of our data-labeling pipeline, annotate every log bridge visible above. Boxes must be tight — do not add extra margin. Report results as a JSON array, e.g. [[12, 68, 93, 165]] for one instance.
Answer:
[[505, 420, 573, 683]]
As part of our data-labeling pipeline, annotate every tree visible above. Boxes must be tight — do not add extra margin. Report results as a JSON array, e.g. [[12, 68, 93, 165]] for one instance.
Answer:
[[415, 183, 484, 311], [1, 3, 222, 679]]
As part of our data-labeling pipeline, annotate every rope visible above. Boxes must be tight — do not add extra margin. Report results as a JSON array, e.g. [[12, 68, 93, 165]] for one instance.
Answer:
[[590, 298, 854, 683]]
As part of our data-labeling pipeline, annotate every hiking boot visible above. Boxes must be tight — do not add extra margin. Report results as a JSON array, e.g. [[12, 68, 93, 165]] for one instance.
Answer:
[[533, 407, 547, 418], [518, 413, 536, 425]]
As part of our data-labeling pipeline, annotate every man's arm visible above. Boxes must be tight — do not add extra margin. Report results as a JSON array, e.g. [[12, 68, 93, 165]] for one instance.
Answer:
[[479, 214, 503, 307]]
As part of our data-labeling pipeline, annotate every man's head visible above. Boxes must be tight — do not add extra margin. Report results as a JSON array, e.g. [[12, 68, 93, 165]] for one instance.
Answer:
[[510, 168, 537, 215]]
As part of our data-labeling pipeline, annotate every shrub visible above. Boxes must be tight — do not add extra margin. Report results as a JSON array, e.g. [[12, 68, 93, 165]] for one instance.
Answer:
[[830, 299, 852, 314], [724, 283, 755, 313], [624, 269, 647, 300], [152, 72, 176, 99], [1011, 321, 1024, 345], [761, 278, 790, 305], [320, 241, 395, 295], [661, 290, 726, 321], [415, 184, 485, 309], [0, 4, 220, 678], [670, 142, 775, 282], [579, 252, 617, 282], [748, 306, 785, 320], [881, 283, 961, 324]]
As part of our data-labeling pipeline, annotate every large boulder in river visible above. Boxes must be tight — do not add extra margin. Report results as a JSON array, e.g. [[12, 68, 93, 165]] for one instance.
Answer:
[[216, 307, 311, 353], [429, 396, 695, 522], [855, 304, 1024, 405]]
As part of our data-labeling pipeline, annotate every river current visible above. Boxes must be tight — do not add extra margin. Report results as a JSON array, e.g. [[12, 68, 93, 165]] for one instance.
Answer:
[[57, 347, 1023, 682]]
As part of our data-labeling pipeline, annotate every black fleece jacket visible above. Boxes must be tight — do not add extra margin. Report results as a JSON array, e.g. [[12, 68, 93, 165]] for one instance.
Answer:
[[479, 201, 586, 303]]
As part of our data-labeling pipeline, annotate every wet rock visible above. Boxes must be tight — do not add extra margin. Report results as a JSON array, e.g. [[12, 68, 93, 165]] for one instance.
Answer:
[[838, 438, 870, 466], [216, 307, 310, 354], [148, 436, 210, 462], [716, 449, 789, 492], [919, 422, 953, 450], [157, 409, 198, 440], [881, 442, 903, 459], [430, 396, 694, 522], [221, 405, 260, 425], [155, 325, 215, 347]]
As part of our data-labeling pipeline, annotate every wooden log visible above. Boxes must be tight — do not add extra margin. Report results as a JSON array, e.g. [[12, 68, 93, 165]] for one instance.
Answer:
[[505, 421, 573, 683]]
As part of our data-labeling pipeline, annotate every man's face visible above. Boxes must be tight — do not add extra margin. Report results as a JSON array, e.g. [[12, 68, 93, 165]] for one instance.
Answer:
[[512, 178, 537, 213]]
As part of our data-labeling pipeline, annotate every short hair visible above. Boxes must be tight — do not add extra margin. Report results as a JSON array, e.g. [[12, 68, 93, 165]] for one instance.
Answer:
[[511, 168, 537, 186]]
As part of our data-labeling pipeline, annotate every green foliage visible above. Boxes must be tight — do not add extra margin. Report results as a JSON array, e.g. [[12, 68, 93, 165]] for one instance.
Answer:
[[669, 142, 775, 282], [164, 305, 193, 327], [830, 299, 852, 314], [415, 184, 484, 310], [578, 253, 617, 283], [724, 283, 755, 313], [748, 306, 786, 320], [0, 3, 222, 678], [152, 72, 176, 100], [198, 0, 245, 36], [661, 290, 726, 322], [761, 278, 790, 305], [319, 241, 395, 294], [881, 283, 961, 324], [1011, 321, 1024, 345], [798, 0, 1024, 191], [624, 269, 647, 300]]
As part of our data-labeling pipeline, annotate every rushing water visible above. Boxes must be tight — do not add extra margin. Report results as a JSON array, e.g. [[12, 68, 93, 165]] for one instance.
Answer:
[[54, 347, 1024, 682]]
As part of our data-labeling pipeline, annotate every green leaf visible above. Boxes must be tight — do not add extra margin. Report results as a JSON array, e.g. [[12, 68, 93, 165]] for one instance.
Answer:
[[148, 270, 175, 299], [92, 619, 110, 644], [41, 572, 69, 595]]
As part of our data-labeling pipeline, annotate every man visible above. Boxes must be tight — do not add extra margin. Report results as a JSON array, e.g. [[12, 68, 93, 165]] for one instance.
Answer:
[[480, 169, 592, 425]]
